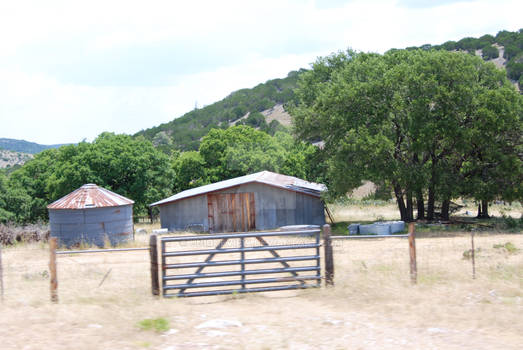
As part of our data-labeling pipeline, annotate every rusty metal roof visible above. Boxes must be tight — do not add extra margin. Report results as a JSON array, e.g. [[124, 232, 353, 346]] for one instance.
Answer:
[[47, 184, 134, 210], [150, 171, 326, 207]]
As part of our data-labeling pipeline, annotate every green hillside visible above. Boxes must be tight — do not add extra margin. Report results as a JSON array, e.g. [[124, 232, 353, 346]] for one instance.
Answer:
[[407, 29, 522, 84], [0, 138, 68, 154], [135, 70, 304, 151], [137, 29, 522, 154]]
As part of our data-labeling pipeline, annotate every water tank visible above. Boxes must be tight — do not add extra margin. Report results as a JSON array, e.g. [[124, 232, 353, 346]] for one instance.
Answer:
[[47, 184, 134, 247]]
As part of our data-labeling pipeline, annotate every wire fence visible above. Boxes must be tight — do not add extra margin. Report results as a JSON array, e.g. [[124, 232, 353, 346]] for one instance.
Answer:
[[0, 228, 521, 304]]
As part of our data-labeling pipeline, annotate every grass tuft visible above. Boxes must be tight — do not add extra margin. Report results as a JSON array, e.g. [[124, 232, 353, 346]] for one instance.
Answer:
[[493, 242, 519, 254], [137, 318, 170, 333]]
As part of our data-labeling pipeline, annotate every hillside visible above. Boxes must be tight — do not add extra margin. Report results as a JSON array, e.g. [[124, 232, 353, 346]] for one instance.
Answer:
[[0, 138, 67, 154], [407, 29, 522, 88], [0, 149, 33, 169], [135, 70, 303, 151], [136, 29, 521, 154]]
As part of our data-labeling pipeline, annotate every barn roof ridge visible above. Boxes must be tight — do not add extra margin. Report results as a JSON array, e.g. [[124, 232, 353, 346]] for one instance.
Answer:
[[150, 170, 326, 207], [47, 183, 134, 210]]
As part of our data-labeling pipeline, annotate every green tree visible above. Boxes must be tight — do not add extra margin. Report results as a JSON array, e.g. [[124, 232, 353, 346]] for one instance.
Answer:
[[7, 133, 175, 220], [481, 45, 499, 59], [506, 53, 523, 81], [292, 49, 522, 221], [0, 171, 33, 223], [152, 131, 174, 154], [200, 126, 285, 182], [173, 151, 208, 191]]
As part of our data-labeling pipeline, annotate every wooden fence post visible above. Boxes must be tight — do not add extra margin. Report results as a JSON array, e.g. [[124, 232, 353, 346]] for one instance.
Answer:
[[0, 244, 4, 302], [49, 237, 58, 303], [323, 224, 334, 286], [149, 234, 160, 296], [408, 222, 417, 285], [471, 231, 476, 280]]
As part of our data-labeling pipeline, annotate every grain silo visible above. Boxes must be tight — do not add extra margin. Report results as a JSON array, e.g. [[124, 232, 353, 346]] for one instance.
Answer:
[[47, 184, 134, 247]]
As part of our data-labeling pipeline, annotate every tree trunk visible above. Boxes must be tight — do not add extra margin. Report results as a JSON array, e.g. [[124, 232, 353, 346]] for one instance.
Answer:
[[477, 201, 490, 218], [406, 190, 414, 222], [482, 200, 489, 218], [427, 154, 437, 221], [427, 185, 435, 221], [148, 207, 153, 223], [394, 184, 407, 222], [416, 189, 425, 220], [441, 199, 450, 221], [478, 200, 490, 218]]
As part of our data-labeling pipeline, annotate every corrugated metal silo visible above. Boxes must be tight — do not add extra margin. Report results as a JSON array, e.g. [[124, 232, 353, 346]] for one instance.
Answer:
[[47, 184, 134, 247]]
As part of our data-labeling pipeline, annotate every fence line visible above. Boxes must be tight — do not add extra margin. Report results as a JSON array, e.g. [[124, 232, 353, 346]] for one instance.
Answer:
[[14, 222, 487, 303], [56, 247, 149, 255], [332, 234, 409, 239]]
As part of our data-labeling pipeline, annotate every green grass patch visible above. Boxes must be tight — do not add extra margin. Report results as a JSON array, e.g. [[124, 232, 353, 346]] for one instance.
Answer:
[[493, 242, 519, 254], [137, 318, 170, 333]]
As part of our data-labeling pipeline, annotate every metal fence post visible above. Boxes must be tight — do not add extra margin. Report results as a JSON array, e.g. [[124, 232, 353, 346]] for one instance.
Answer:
[[240, 237, 245, 290], [323, 224, 334, 286], [49, 237, 58, 303], [149, 234, 160, 296], [408, 223, 417, 285]]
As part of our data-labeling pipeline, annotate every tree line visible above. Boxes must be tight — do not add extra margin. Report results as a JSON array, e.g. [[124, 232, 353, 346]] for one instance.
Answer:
[[2, 42, 521, 225], [0, 128, 322, 223], [291, 49, 522, 221]]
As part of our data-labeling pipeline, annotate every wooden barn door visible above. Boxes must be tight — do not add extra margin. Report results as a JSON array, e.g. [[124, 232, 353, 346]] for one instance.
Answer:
[[207, 193, 255, 232]]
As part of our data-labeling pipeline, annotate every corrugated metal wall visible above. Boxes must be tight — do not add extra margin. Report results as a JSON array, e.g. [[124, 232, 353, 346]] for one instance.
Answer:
[[49, 205, 133, 247], [158, 183, 325, 232], [159, 195, 208, 232]]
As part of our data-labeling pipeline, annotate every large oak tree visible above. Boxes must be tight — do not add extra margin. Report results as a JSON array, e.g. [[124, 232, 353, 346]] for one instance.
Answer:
[[292, 49, 522, 221]]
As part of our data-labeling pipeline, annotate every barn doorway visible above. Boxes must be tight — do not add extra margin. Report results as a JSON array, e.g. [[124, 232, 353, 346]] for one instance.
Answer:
[[207, 193, 255, 232]]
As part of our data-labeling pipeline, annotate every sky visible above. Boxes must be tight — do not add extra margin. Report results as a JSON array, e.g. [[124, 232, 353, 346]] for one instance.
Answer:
[[0, 0, 521, 145]]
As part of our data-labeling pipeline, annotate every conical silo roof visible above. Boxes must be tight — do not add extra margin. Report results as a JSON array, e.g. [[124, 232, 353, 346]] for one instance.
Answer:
[[47, 184, 134, 210]]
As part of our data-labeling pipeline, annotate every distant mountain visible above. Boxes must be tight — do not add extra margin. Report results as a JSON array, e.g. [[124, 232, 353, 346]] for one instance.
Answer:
[[136, 29, 521, 154], [0, 138, 68, 154]]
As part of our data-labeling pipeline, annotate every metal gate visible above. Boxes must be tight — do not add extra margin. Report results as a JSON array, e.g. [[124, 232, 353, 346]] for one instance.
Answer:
[[159, 229, 321, 297]]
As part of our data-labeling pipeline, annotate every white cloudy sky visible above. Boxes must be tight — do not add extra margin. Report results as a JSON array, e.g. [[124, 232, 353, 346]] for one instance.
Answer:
[[1, 0, 521, 144]]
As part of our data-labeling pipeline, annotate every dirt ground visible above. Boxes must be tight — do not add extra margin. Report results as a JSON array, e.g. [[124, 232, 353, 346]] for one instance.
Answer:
[[328, 201, 522, 223], [1, 228, 522, 350]]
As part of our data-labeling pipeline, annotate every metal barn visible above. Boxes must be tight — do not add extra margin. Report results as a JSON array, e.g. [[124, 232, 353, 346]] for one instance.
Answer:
[[150, 171, 326, 232], [47, 184, 134, 247]]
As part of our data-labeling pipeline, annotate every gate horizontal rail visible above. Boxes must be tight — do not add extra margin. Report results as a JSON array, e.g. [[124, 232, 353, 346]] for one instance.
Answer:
[[163, 243, 320, 257], [160, 229, 322, 298], [164, 255, 319, 269], [163, 266, 319, 281], [161, 229, 320, 242]]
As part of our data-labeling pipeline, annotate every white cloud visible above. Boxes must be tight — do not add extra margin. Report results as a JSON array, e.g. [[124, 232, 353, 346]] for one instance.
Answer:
[[0, 0, 521, 144]]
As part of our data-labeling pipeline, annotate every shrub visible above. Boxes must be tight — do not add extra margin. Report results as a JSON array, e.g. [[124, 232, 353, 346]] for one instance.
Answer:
[[481, 45, 499, 60], [502, 214, 523, 230], [493, 242, 519, 254], [0, 222, 49, 245]]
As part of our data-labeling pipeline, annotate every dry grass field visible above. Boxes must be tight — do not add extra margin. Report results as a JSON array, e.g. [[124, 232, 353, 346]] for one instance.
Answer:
[[1, 213, 522, 349]]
